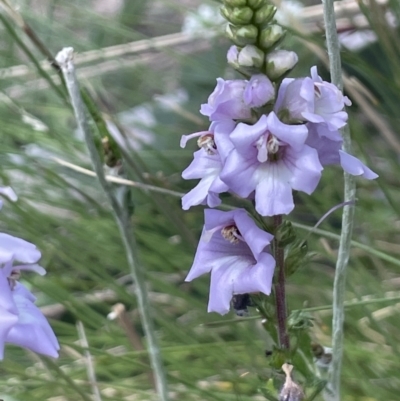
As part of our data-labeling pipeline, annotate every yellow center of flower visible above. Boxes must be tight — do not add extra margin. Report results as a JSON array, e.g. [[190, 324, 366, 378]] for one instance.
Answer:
[[256, 133, 280, 162], [197, 134, 217, 155], [267, 134, 279, 155], [221, 225, 241, 244]]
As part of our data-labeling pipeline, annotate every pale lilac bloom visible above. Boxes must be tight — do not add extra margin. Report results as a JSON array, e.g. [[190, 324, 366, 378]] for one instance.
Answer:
[[306, 123, 378, 179], [200, 78, 252, 122], [275, 66, 351, 130], [0, 234, 59, 359], [243, 74, 275, 108], [220, 112, 323, 216], [185, 209, 275, 315], [274, 77, 311, 123], [308, 66, 352, 130], [6, 282, 59, 358], [181, 129, 229, 210]]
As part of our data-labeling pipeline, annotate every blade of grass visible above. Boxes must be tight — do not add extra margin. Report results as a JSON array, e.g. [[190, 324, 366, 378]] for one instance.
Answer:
[[56, 47, 169, 401]]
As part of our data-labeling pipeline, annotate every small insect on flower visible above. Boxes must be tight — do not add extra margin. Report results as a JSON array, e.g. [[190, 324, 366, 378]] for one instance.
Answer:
[[279, 363, 304, 401], [232, 293, 253, 316]]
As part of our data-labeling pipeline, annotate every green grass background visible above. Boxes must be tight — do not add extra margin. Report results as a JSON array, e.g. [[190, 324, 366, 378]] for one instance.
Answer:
[[0, 0, 399, 400]]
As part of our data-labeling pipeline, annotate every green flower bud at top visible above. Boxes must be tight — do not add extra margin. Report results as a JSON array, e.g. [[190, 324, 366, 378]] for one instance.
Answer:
[[259, 24, 286, 50], [224, 0, 247, 7], [266, 50, 298, 80], [237, 24, 258, 40], [220, 5, 233, 21], [230, 7, 254, 25], [247, 0, 268, 10], [254, 4, 277, 25], [227, 24, 258, 46]]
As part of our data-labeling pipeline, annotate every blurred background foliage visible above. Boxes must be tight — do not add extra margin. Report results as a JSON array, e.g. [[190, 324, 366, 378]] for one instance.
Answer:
[[0, 0, 399, 400]]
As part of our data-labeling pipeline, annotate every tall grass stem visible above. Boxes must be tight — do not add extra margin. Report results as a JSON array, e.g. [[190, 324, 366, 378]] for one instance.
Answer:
[[321, 0, 357, 399], [56, 47, 169, 401]]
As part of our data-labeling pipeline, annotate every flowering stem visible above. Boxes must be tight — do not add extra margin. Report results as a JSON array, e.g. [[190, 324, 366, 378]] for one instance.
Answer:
[[273, 214, 290, 349], [56, 48, 170, 401], [321, 0, 357, 399]]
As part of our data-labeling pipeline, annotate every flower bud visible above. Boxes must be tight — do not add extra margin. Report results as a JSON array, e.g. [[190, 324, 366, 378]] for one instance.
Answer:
[[266, 50, 298, 80], [254, 4, 277, 25], [247, 0, 268, 10], [259, 25, 285, 50], [228, 45, 265, 69], [220, 5, 233, 21], [224, 0, 247, 6], [236, 24, 258, 43], [227, 24, 258, 46], [244, 74, 275, 107], [229, 7, 254, 25], [240, 45, 264, 67]]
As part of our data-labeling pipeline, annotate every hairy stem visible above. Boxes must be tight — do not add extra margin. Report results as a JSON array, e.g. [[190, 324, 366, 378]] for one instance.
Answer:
[[273, 215, 289, 349], [56, 48, 169, 401], [321, 0, 356, 399]]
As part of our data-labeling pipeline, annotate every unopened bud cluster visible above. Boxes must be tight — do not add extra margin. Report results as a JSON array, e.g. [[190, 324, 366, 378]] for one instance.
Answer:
[[222, 0, 297, 80]]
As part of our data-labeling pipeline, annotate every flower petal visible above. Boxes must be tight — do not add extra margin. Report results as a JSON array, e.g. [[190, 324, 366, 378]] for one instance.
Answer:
[[254, 163, 295, 216], [0, 234, 41, 264], [233, 253, 276, 295], [339, 150, 378, 179], [6, 283, 59, 358], [287, 146, 323, 194]]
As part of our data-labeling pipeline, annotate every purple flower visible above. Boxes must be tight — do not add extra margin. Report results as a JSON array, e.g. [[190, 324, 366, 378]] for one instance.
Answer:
[[181, 129, 229, 210], [306, 123, 378, 179], [220, 112, 323, 216], [185, 209, 275, 315], [200, 78, 252, 122], [243, 74, 275, 108], [0, 234, 59, 359], [5, 281, 59, 358], [275, 66, 351, 130]]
